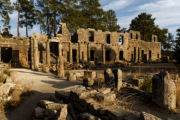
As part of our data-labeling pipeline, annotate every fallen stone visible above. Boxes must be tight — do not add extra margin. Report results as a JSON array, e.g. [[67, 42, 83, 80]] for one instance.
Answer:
[[140, 112, 162, 120], [95, 92, 116, 102], [57, 104, 68, 120], [83, 77, 94, 87], [39, 100, 66, 110], [68, 73, 76, 81], [84, 71, 96, 79], [0, 83, 16, 96], [98, 88, 111, 94], [104, 68, 115, 87]]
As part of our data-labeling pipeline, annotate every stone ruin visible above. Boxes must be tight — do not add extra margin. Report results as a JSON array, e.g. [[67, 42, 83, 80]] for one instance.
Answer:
[[0, 23, 161, 73]]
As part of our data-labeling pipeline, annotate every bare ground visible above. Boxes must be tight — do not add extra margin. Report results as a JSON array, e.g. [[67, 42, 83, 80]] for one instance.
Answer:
[[6, 68, 81, 120]]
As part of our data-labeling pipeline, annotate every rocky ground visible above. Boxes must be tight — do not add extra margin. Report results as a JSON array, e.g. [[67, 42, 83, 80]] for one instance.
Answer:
[[1, 67, 180, 120], [5, 68, 81, 120]]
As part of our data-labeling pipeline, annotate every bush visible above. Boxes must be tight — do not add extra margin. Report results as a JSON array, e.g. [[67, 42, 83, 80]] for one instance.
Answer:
[[140, 76, 152, 93]]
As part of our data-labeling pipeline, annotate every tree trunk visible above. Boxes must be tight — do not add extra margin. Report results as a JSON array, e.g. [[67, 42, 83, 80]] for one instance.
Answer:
[[17, 0, 20, 37], [54, 12, 56, 37], [26, 19, 28, 37]]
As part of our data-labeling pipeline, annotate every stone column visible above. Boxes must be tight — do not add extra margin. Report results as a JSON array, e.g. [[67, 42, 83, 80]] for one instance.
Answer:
[[34, 38, 39, 70], [46, 41, 50, 66], [117, 69, 122, 91], [113, 69, 122, 91], [57, 43, 64, 78], [152, 71, 176, 110], [102, 45, 105, 64]]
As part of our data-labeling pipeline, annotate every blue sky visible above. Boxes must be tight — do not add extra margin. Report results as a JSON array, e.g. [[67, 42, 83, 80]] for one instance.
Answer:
[[1, 0, 180, 37]]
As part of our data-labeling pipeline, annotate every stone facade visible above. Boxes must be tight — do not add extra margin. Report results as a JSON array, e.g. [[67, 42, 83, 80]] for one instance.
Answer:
[[0, 23, 161, 69], [52, 23, 161, 64]]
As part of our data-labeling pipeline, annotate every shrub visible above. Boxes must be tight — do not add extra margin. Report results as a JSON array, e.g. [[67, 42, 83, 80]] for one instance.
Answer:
[[140, 75, 152, 93]]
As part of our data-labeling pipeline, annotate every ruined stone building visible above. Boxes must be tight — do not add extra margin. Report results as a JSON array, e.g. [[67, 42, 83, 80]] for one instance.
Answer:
[[0, 23, 161, 69]]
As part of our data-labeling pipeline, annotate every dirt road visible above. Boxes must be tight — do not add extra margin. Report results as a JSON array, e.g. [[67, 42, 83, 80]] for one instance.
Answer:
[[6, 68, 80, 120]]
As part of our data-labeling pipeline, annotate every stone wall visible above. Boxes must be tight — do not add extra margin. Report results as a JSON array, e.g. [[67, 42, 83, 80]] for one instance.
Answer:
[[53, 23, 161, 64], [0, 37, 29, 67]]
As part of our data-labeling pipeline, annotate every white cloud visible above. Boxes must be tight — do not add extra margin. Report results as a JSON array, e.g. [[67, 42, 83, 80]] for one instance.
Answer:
[[137, 0, 180, 32], [103, 0, 135, 11]]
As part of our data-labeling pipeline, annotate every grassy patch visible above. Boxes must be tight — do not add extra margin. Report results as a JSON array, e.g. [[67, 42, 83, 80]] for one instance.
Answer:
[[140, 76, 152, 93]]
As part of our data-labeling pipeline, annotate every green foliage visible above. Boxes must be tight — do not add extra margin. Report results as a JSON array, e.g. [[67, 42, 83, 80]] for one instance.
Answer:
[[140, 76, 152, 93], [174, 27, 180, 63], [36, 0, 120, 35], [130, 13, 156, 41], [0, 0, 13, 28], [105, 9, 120, 31], [14, 0, 38, 37], [129, 13, 173, 50]]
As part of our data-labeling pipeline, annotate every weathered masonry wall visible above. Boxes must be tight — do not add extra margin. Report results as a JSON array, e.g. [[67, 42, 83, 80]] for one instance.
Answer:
[[53, 23, 161, 65], [0, 23, 161, 69], [0, 36, 29, 67]]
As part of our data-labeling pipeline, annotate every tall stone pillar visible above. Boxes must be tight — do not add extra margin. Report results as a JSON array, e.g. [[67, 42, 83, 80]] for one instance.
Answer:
[[46, 41, 50, 66], [102, 45, 105, 64], [57, 43, 64, 78], [69, 43, 72, 63], [34, 38, 39, 70], [152, 71, 176, 110]]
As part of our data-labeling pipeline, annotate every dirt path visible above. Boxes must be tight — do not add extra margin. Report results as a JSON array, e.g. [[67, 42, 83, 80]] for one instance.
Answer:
[[6, 68, 80, 120]]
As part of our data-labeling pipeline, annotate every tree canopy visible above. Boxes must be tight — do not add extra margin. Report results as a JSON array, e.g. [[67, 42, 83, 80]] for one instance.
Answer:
[[129, 12, 173, 50], [174, 27, 180, 63], [0, 0, 13, 28]]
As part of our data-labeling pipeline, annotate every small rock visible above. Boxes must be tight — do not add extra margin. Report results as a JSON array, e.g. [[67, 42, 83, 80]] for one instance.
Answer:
[[98, 88, 111, 94]]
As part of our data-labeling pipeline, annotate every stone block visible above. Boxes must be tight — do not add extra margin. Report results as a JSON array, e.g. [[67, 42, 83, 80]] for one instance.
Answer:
[[68, 72, 76, 81], [152, 71, 176, 110], [39, 100, 67, 110], [113, 69, 123, 91], [95, 93, 116, 102], [84, 71, 96, 79], [140, 112, 162, 120], [104, 68, 115, 87], [83, 77, 94, 87], [57, 104, 68, 120], [98, 88, 111, 94]]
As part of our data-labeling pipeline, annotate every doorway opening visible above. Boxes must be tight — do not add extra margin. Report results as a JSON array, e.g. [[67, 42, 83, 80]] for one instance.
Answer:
[[119, 51, 124, 60], [1, 47, 12, 63], [72, 49, 77, 63], [90, 50, 95, 61], [106, 50, 111, 61]]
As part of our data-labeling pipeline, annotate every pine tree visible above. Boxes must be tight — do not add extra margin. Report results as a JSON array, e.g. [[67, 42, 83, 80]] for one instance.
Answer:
[[130, 13, 156, 41], [174, 27, 180, 63], [105, 9, 120, 31], [0, 0, 13, 28], [37, 0, 63, 37], [18, 0, 37, 37], [79, 0, 108, 31]]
